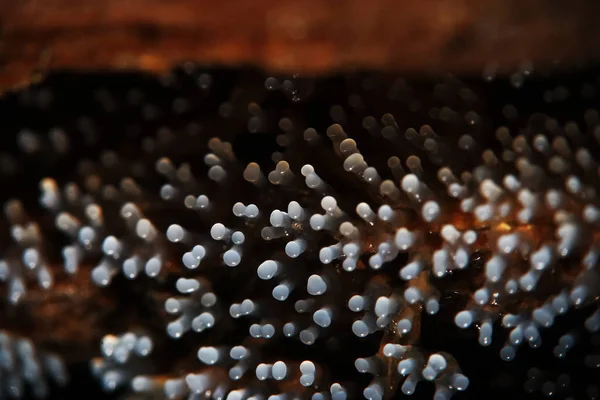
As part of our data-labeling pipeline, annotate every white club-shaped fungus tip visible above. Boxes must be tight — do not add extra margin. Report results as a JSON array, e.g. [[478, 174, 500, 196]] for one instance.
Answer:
[[232, 231, 245, 244], [531, 245, 553, 270], [383, 343, 407, 358], [164, 379, 187, 399], [307, 274, 327, 295], [197, 347, 220, 365], [230, 346, 248, 360], [182, 252, 200, 269], [185, 373, 210, 394], [78, 226, 96, 246], [288, 201, 305, 220], [404, 287, 423, 304], [270, 210, 289, 227], [352, 320, 371, 337], [395, 228, 415, 251], [363, 384, 384, 400], [176, 278, 200, 293], [299, 328, 318, 345], [486, 256, 506, 283], [500, 345, 516, 361], [374, 296, 397, 317], [144, 257, 162, 277], [309, 214, 327, 230], [421, 201, 441, 222], [91, 262, 115, 286], [401, 174, 420, 193], [356, 202, 375, 222], [331, 383, 347, 400], [255, 363, 271, 380], [257, 260, 279, 280], [192, 312, 215, 332], [313, 308, 333, 327], [354, 358, 371, 373], [455, 310, 474, 328], [474, 288, 490, 305], [451, 373, 470, 391], [135, 336, 153, 356], [196, 195, 210, 209], [397, 318, 412, 334], [301, 164, 315, 176], [397, 358, 417, 376], [423, 354, 447, 381], [300, 360, 316, 374], [223, 250, 241, 267], [272, 361, 287, 380], [285, 240, 306, 258], [227, 390, 247, 400], [208, 165, 227, 182], [377, 205, 395, 221], [131, 376, 154, 393], [232, 202, 246, 217], [283, 323, 297, 337], [245, 204, 259, 218], [165, 298, 184, 314], [319, 247, 333, 264], [321, 196, 338, 213], [273, 284, 291, 301], [497, 233, 519, 254], [102, 236, 122, 257], [210, 223, 229, 240], [400, 261, 422, 280], [192, 245, 206, 259], [348, 295, 366, 312]]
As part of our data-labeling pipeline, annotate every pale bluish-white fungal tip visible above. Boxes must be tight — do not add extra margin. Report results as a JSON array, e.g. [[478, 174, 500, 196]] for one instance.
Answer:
[[144, 257, 162, 277], [307, 274, 327, 296], [135, 218, 158, 241], [500, 345, 517, 361], [196, 195, 210, 209], [455, 310, 474, 329], [422, 354, 447, 381], [395, 228, 415, 251], [404, 287, 423, 304], [176, 277, 200, 293], [352, 320, 372, 338], [197, 346, 221, 365], [320, 244, 342, 264], [285, 239, 306, 258], [313, 308, 333, 327], [210, 223, 231, 241], [421, 200, 441, 222], [363, 382, 384, 400], [486, 256, 507, 283], [257, 260, 280, 280], [223, 249, 242, 267], [273, 282, 292, 301], [299, 327, 319, 345]]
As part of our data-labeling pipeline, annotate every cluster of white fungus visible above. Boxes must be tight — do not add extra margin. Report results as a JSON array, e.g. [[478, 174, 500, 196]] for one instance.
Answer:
[[0, 67, 599, 399], [0, 331, 67, 398]]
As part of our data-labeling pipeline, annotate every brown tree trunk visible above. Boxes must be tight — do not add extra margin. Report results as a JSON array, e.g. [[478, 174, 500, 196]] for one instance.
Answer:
[[0, 0, 599, 90]]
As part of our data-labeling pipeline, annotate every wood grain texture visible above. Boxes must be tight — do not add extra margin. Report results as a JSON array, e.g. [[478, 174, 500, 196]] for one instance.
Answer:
[[0, 0, 599, 90]]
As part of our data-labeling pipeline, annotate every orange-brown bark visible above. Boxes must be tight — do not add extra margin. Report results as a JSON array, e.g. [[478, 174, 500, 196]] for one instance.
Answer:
[[0, 0, 599, 90]]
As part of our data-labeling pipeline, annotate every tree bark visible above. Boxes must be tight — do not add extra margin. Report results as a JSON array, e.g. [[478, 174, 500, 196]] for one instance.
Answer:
[[0, 0, 599, 90]]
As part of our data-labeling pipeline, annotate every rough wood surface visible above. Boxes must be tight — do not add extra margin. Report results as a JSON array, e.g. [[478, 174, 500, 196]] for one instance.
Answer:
[[0, 0, 599, 90]]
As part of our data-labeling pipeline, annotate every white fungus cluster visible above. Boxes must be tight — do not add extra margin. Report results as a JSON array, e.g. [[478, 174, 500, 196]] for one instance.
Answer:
[[0, 331, 67, 398], [0, 69, 599, 399], [91, 332, 154, 393]]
